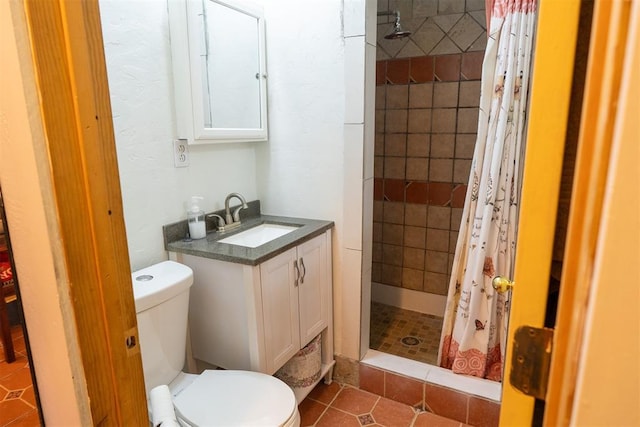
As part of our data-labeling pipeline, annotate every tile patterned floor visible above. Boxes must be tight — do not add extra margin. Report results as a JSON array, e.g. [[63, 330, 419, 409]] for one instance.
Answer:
[[370, 302, 443, 365], [0, 325, 39, 427], [299, 381, 471, 427]]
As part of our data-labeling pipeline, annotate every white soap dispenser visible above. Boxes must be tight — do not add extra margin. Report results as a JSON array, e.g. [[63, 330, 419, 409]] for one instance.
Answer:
[[187, 196, 206, 239]]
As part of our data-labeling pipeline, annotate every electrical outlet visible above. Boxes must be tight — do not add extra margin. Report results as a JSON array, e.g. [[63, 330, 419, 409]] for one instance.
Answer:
[[173, 139, 189, 167]]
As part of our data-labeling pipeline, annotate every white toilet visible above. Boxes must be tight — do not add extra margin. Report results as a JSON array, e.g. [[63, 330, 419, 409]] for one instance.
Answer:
[[132, 261, 300, 427]]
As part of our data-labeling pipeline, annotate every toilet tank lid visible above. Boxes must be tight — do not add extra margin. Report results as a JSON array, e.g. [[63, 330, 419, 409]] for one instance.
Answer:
[[132, 261, 193, 313]]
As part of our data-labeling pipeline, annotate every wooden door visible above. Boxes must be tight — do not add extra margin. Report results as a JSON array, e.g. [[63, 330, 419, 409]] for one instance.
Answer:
[[542, 1, 636, 424], [297, 234, 328, 347], [260, 247, 301, 374], [500, 0, 635, 425], [498, 0, 582, 424]]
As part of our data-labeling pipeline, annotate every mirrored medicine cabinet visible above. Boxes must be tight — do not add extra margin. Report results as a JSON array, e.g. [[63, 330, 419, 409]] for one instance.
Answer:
[[168, 0, 268, 144]]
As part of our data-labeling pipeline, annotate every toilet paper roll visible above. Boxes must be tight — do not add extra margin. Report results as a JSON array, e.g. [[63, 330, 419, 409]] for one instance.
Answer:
[[150, 385, 178, 427]]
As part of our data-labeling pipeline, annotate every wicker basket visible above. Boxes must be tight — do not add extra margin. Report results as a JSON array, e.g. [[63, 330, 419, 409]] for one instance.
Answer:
[[275, 335, 321, 388]]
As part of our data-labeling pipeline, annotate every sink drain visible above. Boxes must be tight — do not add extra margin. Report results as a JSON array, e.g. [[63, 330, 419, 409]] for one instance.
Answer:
[[400, 336, 421, 347]]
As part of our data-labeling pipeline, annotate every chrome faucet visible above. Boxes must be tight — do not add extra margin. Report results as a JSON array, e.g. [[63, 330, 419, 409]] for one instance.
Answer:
[[224, 192, 248, 231]]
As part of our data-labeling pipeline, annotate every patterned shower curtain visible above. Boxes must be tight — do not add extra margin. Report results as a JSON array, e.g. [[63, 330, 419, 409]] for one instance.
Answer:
[[438, 0, 537, 381]]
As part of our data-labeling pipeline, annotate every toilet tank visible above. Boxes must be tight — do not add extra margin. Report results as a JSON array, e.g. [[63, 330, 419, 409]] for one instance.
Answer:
[[132, 261, 194, 393]]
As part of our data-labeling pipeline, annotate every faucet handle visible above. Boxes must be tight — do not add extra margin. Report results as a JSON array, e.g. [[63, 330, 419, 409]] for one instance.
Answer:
[[207, 214, 226, 229], [232, 206, 246, 222]]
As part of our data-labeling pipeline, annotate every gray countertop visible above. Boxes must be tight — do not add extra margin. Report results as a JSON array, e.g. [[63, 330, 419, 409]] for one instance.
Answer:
[[165, 214, 333, 266]]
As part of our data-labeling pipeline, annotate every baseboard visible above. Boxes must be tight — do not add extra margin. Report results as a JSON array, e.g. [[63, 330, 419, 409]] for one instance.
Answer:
[[371, 282, 447, 317]]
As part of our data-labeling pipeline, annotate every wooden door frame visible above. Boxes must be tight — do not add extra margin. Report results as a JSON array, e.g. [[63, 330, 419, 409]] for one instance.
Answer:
[[544, 1, 634, 425], [16, 0, 148, 424], [566, 3, 639, 423]]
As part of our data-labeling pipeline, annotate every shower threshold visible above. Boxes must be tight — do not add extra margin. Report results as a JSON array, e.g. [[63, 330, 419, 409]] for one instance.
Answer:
[[362, 349, 502, 402]]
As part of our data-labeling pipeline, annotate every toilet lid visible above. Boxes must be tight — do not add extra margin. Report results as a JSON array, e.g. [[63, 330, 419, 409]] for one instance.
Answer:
[[173, 370, 297, 426]]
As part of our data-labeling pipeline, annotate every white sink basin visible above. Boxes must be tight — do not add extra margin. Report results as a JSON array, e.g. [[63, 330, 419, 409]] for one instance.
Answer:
[[218, 223, 299, 248]]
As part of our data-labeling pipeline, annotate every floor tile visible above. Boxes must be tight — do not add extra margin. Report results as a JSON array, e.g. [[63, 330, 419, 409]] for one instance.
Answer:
[[358, 413, 375, 425], [5, 390, 23, 400], [1, 367, 33, 391], [299, 398, 327, 426], [371, 396, 416, 426], [467, 396, 500, 427], [414, 411, 463, 427], [11, 337, 25, 354], [307, 381, 341, 404], [0, 384, 8, 399], [315, 407, 361, 427], [19, 386, 36, 408], [424, 383, 469, 423], [0, 355, 28, 381], [359, 364, 384, 396], [331, 387, 379, 416], [0, 399, 33, 426], [0, 324, 39, 426], [384, 371, 424, 407], [300, 381, 465, 427], [4, 409, 39, 427]]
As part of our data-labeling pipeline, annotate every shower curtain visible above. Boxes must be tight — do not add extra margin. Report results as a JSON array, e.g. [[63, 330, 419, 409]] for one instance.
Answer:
[[438, 0, 537, 381]]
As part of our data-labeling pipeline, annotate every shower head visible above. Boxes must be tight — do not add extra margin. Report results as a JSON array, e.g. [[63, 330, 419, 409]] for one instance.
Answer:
[[384, 11, 411, 40]]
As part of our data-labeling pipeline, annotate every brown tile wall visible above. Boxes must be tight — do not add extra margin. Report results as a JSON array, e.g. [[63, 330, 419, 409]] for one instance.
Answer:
[[359, 364, 500, 427], [372, 52, 483, 296]]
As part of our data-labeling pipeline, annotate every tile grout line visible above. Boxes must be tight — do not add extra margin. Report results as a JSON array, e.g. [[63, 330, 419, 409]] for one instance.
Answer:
[[306, 383, 342, 426], [365, 394, 382, 425], [20, 394, 36, 409], [3, 408, 37, 427], [305, 398, 331, 426]]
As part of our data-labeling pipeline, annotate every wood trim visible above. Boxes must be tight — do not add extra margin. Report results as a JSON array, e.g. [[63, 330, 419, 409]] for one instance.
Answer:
[[22, 0, 147, 424], [570, 3, 640, 422], [543, 1, 632, 425], [498, 0, 581, 425]]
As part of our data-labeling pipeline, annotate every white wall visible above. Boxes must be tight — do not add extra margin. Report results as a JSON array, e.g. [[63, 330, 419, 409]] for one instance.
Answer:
[[100, 0, 258, 272], [252, 0, 351, 356], [253, 0, 379, 360], [343, 0, 378, 359], [254, 0, 345, 221], [101, 0, 371, 360]]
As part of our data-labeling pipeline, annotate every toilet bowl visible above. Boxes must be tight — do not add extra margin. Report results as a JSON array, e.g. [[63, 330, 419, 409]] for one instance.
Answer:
[[132, 261, 300, 427]]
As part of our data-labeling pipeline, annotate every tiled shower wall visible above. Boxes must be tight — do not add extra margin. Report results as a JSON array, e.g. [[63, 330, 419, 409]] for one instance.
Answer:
[[372, 0, 486, 297]]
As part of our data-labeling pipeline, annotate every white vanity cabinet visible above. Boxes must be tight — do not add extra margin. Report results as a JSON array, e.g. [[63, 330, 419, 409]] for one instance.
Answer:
[[173, 229, 333, 400], [260, 234, 329, 373]]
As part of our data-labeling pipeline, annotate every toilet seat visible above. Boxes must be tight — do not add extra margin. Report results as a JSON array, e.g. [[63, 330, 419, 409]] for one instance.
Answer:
[[172, 370, 299, 426]]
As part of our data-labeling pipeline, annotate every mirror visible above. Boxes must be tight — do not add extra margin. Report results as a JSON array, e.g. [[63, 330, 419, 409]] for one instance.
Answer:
[[168, 0, 267, 144]]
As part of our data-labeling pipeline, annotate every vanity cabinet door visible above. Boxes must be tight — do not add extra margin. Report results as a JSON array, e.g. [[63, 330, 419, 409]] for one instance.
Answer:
[[260, 247, 300, 374], [297, 234, 328, 347]]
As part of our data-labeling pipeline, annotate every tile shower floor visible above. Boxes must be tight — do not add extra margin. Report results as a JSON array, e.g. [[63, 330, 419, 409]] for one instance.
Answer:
[[0, 325, 39, 427], [369, 302, 444, 365]]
